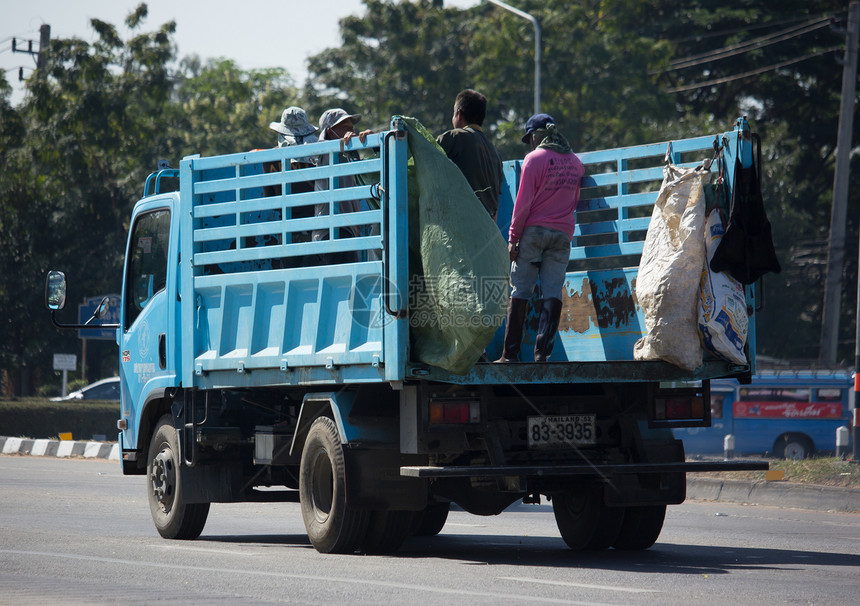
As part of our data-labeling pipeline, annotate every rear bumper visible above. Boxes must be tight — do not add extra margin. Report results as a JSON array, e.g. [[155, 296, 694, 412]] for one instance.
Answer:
[[401, 460, 768, 478]]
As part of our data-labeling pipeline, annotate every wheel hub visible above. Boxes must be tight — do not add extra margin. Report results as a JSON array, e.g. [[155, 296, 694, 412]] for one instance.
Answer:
[[150, 448, 176, 513], [310, 451, 334, 523]]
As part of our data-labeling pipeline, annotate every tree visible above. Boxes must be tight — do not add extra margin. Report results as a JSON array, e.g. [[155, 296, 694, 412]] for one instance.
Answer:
[[644, 0, 859, 362], [305, 0, 471, 134], [169, 58, 299, 157], [0, 4, 307, 397], [305, 0, 859, 362], [1, 4, 178, 395]]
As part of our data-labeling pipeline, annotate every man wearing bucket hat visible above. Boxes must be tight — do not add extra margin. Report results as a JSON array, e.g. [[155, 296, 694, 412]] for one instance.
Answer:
[[269, 106, 319, 166], [495, 113, 584, 363], [318, 108, 373, 145], [264, 107, 320, 262], [312, 108, 375, 263]]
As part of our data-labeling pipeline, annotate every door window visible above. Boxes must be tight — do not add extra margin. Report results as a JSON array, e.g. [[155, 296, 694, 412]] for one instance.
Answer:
[[125, 208, 170, 328]]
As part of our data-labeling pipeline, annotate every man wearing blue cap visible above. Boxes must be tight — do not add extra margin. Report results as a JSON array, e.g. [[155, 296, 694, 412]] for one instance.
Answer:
[[495, 113, 584, 362]]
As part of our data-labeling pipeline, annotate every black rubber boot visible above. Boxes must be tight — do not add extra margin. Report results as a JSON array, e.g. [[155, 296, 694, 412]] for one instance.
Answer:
[[534, 298, 563, 362], [494, 298, 529, 363]]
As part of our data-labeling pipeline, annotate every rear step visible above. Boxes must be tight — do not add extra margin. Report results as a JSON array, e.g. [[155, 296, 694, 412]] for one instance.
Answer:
[[401, 460, 769, 478]]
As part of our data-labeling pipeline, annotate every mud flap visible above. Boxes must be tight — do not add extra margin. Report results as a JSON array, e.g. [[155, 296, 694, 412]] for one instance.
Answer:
[[603, 472, 686, 507], [345, 449, 428, 510]]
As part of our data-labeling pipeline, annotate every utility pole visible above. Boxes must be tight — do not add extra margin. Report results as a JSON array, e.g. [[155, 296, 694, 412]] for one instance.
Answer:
[[820, 1, 859, 364], [37, 24, 50, 70], [11, 23, 49, 80]]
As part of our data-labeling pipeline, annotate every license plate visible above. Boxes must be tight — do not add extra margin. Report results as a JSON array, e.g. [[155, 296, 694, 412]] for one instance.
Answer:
[[528, 415, 596, 448]]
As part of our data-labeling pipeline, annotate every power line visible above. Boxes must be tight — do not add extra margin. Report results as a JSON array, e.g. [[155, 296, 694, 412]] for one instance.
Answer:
[[663, 16, 834, 73], [667, 12, 837, 45], [666, 45, 842, 93]]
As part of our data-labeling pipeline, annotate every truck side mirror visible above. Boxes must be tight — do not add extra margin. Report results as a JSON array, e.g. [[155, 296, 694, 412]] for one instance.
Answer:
[[93, 296, 110, 319], [46, 271, 67, 310]]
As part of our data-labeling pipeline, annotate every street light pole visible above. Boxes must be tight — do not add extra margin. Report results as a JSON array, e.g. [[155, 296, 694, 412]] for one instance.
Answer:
[[487, 0, 541, 115]]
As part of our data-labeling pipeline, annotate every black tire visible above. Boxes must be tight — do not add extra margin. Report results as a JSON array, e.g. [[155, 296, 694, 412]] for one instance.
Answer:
[[612, 505, 666, 551], [299, 416, 369, 554], [585, 504, 625, 551], [413, 501, 450, 537], [362, 510, 417, 554], [552, 488, 601, 551], [147, 415, 210, 540]]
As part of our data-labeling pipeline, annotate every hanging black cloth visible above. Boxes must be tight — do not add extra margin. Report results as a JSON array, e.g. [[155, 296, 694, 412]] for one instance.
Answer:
[[709, 133, 781, 284]]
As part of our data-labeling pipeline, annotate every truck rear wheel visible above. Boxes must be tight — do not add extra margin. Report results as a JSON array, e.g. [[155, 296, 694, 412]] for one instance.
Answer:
[[299, 416, 369, 553], [552, 486, 625, 551], [612, 505, 666, 550], [413, 501, 450, 537], [362, 510, 416, 553], [147, 415, 210, 540]]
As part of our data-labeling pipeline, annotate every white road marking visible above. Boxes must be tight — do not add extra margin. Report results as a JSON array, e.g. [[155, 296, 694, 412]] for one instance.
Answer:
[[1, 549, 627, 605], [500, 576, 661, 594], [158, 544, 261, 556]]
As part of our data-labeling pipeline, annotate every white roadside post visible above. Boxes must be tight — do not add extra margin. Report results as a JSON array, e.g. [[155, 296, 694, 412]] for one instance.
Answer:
[[836, 426, 850, 459], [723, 434, 735, 460]]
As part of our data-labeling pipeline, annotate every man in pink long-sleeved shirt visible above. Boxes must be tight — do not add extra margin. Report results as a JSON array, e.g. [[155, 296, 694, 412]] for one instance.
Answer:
[[495, 113, 584, 363]]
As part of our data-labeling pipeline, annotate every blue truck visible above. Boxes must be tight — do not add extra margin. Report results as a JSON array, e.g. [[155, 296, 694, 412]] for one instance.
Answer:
[[674, 370, 855, 459], [46, 116, 767, 554]]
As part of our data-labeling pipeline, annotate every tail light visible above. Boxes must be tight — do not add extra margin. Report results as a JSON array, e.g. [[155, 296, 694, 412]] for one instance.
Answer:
[[651, 382, 711, 427], [429, 400, 480, 425]]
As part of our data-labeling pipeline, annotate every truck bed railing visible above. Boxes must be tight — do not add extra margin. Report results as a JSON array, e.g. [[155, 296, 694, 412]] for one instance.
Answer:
[[487, 119, 755, 371], [179, 120, 410, 388]]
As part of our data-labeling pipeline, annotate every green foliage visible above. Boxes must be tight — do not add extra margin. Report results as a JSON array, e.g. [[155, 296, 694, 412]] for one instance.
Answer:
[[0, 5, 299, 396], [0, 398, 117, 440], [305, 0, 470, 134], [303, 0, 859, 362], [169, 59, 298, 157]]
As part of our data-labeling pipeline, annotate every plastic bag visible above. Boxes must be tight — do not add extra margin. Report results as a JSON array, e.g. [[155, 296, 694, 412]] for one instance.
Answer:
[[709, 135, 781, 284], [698, 209, 748, 365], [633, 156, 710, 371]]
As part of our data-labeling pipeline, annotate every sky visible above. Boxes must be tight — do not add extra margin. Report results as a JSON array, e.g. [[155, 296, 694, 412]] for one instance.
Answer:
[[1, 0, 480, 106]]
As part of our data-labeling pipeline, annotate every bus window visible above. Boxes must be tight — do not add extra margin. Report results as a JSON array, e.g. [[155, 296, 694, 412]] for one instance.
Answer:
[[738, 387, 810, 402], [815, 388, 842, 401]]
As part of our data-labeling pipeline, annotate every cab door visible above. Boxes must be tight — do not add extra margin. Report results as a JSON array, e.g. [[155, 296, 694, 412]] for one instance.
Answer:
[[118, 203, 176, 455]]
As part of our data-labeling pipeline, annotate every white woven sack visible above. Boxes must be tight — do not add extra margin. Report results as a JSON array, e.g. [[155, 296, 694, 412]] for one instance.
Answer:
[[698, 209, 748, 364], [634, 158, 710, 371]]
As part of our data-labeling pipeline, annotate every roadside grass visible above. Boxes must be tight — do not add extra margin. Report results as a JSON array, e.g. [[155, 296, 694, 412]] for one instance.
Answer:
[[0, 398, 118, 441], [691, 457, 860, 489]]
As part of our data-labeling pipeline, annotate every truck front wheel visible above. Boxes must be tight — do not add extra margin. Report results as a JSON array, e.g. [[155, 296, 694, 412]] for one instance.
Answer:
[[147, 415, 210, 540], [299, 416, 369, 553]]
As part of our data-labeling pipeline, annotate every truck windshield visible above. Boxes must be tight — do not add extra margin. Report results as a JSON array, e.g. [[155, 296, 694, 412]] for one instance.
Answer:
[[125, 208, 170, 328]]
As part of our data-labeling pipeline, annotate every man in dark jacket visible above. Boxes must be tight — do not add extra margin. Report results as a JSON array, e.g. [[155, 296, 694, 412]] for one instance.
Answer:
[[437, 89, 504, 220]]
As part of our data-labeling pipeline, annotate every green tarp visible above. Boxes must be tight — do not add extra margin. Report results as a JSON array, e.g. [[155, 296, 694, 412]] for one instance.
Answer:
[[401, 117, 509, 375]]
